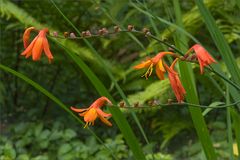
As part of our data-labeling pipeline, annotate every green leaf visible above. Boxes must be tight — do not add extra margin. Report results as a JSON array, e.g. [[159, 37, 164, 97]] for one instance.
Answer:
[[127, 80, 171, 105], [17, 154, 30, 160], [4, 143, 16, 159], [63, 129, 77, 141], [173, 0, 217, 159], [57, 143, 72, 156]]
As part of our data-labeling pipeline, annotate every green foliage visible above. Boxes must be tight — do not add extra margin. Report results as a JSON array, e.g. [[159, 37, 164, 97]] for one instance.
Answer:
[[1, 0, 240, 159], [0, 121, 171, 160]]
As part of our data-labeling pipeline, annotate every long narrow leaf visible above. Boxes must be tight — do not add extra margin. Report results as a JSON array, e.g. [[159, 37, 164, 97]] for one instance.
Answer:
[[173, 0, 217, 159]]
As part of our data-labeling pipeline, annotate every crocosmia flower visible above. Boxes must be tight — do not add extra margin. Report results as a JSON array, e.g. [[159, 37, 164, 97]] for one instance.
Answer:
[[71, 97, 112, 128], [21, 27, 53, 63], [133, 52, 174, 80], [165, 58, 186, 103], [187, 44, 216, 74]]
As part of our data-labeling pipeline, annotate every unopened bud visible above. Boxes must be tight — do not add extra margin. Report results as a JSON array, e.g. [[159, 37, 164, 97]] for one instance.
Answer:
[[168, 45, 175, 52], [102, 28, 108, 34], [52, 31, 58, 37], [70, 32, 76, 38], [114, 26, 121, 32], [142, 28, 149, 34], [81, 31, 86, 37], [133, 102, 139, 108], [148, 100, 154, 106], [85, 30, 91, 37], [98, 29, 104, 35], [64, 32, 69, 38], [128, 25, 134, 31], [119, 101, 125, 108]]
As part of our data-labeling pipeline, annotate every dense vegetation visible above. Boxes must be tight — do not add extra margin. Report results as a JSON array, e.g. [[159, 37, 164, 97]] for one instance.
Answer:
[[0, 0, 240, 159]]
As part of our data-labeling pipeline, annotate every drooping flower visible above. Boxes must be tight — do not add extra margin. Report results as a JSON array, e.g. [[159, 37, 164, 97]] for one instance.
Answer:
[[21, 28, 53, 63], [186, 44, 216, 74], [133, 52, 174, 80], [71, 97, 113, 128], [164, 58, 186, 103]]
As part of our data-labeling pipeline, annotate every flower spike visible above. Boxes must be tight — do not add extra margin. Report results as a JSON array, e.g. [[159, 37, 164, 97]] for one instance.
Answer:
[[70, 97, 112, 128]]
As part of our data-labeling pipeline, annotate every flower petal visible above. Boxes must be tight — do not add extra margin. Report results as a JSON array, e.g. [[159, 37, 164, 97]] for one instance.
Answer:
[[32, 37, 43, 61], [90, 97, 112, 109], [70, 106, 88, 113], [21, 36, 38, 57], [156, 60, 165, 80], [96, 108, 112, 117], [97, 113, 112, 126], [84, 108, 98, 123], [133, 60, 152, 69], [23, 27, 35, 48], [43, 37, 54, 63]]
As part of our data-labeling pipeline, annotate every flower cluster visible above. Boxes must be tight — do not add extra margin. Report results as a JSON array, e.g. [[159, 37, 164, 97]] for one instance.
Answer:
[[20, 27, 216, 127], [133, 44, 216, 102]]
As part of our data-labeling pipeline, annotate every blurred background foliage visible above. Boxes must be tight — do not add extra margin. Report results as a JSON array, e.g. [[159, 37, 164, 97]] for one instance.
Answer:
[[0, 0, 240, 159]]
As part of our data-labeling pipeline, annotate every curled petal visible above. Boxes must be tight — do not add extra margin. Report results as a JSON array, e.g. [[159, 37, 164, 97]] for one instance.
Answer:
[[23, 27, 35, 48], [98, 113, 112, 127], [96, 108, 112, 117], [133, 60, 152, 69], [152, 52, 174, 64], [70, 106, 88, 113], [90, 96, 112, 109]]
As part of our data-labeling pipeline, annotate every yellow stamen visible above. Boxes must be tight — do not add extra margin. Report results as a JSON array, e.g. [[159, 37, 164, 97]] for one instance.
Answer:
[[141, 63, 153, 79]]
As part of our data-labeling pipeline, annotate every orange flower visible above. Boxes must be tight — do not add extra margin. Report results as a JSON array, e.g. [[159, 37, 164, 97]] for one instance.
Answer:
[[165, 58, 186, 103], [133, 52, 174, 80], [21, 28, 53, 63], [187, 44, 216, 74], [71, 97, 113, 128]]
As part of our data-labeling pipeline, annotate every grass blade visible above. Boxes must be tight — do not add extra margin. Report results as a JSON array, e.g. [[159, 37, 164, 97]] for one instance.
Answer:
[[226, 84, 234, 160], [173, 0, 217, 159]]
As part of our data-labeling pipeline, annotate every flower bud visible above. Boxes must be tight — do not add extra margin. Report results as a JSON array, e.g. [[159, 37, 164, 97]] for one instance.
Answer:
[[127, 25, 134, 31], [70, 32, 76, 38], [119, 101, 125, 108], [64, 32, 69, 38], [114, 26, 121, 32]]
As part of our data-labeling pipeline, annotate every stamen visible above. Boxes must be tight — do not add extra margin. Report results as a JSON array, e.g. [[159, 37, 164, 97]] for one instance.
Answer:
[[84, 122, 89, 128], [141, 63, 153, 79]]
